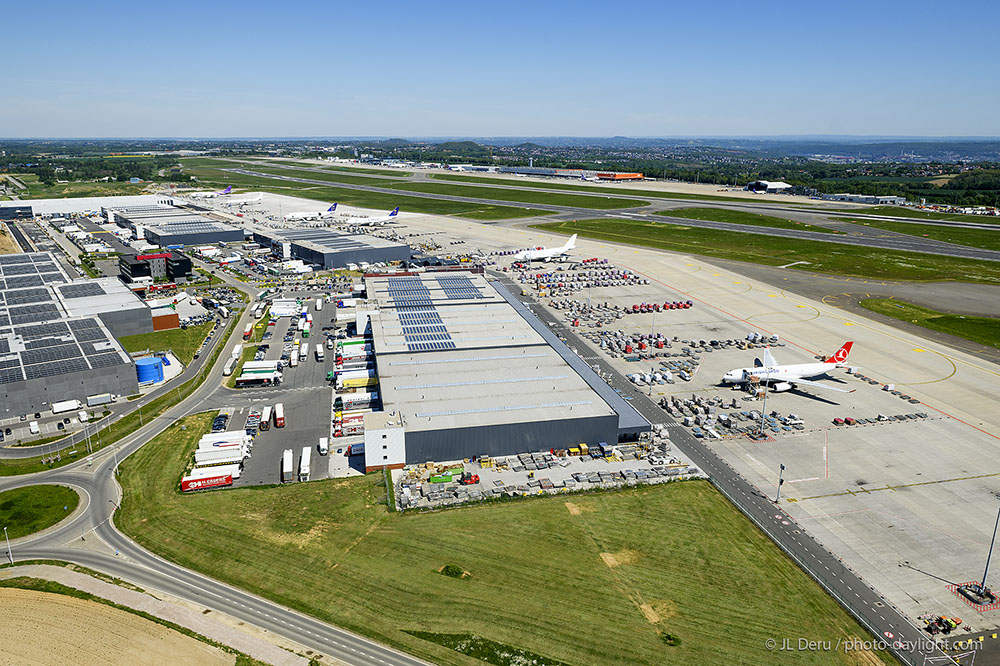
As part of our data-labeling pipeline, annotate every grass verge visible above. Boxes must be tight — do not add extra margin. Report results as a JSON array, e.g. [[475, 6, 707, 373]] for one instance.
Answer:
[[0, 485, 79, 538], [0, 577, 268, 666], [657, 207, 835, 233], [116, 412, 893, 666], [837, 206, 1000, 223], [531, 219, 1000, 284], [859, 299, 1000, 349], [831, 218, 1000, 252], [118, 322, 213, 366], [0, 298, 239, 476], [388, 181, 650, 210], [225, 347, 257, 388], [181, 159, 550, 220]]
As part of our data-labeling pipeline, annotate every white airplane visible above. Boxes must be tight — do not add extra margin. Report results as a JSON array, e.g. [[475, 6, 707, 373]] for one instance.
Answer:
[[190, 185, 233, 199], [227, 193, 263, 205], [345, 207, 398, 227], [580, 173, 601, 183], [514, 234, 577, 262], [285, 204, 338, 222], [722, 342, 855, 393]]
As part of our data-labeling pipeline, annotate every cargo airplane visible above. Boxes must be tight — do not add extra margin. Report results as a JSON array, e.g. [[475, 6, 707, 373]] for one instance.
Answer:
[[514, 234, 577, 262], [722, 342, 855, 393], [285, 204, 338, 222], [345, 207, 398, 226], [191, 185, 233, 198]]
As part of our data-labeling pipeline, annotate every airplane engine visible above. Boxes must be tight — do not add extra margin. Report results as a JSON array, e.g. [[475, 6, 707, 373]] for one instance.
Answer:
[[772, 382, 793, 392]]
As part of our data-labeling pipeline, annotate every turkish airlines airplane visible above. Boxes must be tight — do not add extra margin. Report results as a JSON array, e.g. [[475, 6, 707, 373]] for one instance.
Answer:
[[722, 342, 855, 393], [514, 234, 577, 262]]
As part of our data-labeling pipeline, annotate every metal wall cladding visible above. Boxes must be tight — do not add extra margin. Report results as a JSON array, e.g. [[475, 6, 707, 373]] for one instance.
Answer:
[[403, 414, 619, 464], [0, 362, 139, 417]]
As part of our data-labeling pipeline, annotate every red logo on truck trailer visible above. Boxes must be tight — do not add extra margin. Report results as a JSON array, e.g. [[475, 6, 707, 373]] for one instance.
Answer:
[[181, 475, 232, 492]]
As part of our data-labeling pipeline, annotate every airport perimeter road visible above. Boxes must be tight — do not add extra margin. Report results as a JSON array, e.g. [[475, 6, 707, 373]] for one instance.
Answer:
[[494, 274, 953, 666], [226, 167, 1000, 263], [0, 295, 430, 666]]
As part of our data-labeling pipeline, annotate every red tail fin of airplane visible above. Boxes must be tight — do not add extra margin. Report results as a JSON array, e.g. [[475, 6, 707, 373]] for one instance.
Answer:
[[828, 341, 853, 363]]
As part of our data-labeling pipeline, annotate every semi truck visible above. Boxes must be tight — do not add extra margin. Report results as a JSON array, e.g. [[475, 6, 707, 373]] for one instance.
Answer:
[[335, 369, 378, 390], [316, 348, 325, 362], [86, 393, 114, 407], [334, 391, 378, 411], [315, 298, 323, 311], [299, 343, 309, 361], [51, 399, 82, 415], [194, 448, 247, 467], [282, 449, 294, 483], [274, 403, 285, 428], [299, 446, 311, 482], [318, 437, 329, 455]]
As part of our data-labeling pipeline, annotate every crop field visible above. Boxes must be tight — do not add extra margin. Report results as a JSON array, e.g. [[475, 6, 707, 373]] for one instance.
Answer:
[[116, 412, 892, 666], [657, 207, 836, 233], [0, 485, 79, 538], [532, 219, 1000, 284], [859, 298, 1000, 349], [118, 322, 213, 366], [831, 218, 1000, 251], [179, 160, 549, 220]]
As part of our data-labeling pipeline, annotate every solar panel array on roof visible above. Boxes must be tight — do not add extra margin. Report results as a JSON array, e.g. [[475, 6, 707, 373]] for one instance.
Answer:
[[0, 252, 67, 291], [58, 282, 106, 298], [8, 303, 62, 325], [1, 287, 51, 306], [435, 275, 485, 300]]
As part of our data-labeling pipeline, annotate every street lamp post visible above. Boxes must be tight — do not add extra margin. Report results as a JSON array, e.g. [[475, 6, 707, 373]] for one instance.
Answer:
[[775, 464, 785, 503], [978, 505, 1000, 596], [4, 526, 11, 564]]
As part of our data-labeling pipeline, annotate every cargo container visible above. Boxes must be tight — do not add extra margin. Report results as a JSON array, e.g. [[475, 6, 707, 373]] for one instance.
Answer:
[[234, 372, 282, 388], [181, 470, 234, 492], [194, 449, 247, 467], [223, 357, 238, 376], [86, 393, 114, 407], [299, 446, 311, 482], [51, 399, 82, 415], [259, 405, 272, 430], [243, 360, 280, 372], [281, 449, 295, 483], [338, 375, 378, 390], [274, 403, 285, 427], [334, 391, 378, 411]]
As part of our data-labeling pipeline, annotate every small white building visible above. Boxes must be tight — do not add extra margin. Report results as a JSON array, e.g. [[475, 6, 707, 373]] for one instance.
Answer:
[[364, 411, 406, 472], [746, 180, 793, 193]]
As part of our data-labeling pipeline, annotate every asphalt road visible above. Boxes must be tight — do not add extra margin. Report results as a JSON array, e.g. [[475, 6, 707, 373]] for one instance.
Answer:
[[0, 269, 430, 666], [226, 167, 1000, 263], [494, 273, 952, 666]]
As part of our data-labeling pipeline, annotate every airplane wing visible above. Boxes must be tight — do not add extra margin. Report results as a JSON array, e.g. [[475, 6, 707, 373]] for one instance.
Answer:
[[792, 378, 855, 394]]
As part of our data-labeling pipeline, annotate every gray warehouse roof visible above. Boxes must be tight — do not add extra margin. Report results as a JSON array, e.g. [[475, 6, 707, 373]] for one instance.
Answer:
[[367, 272, 621, 434], [257, 226, 407, 254], [0, 252, 68, 291], [0, 317, 131, 385]]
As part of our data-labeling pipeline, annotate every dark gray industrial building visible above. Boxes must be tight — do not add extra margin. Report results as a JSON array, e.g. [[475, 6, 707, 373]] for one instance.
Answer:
[[0, 253, 149, 416], [252, 227, 410, 269], [108, 205, 244, 247], [362, 272, 648, 469]]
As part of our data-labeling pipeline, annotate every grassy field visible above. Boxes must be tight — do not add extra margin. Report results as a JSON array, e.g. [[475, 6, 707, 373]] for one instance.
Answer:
[[431, 173, 811, 204], [180, 160, 549, 220], [118, 322, 213, 366], [233, 165, 404, 188], [0, 226, 22, 254], [12, 173, 149, 200], [830, 218, 1000, 251], [532, 219, 1000, 284], [242, 156, 412, 177], [0, 485, 79, 539], [116, 412, 892, 666], [859, 299, 1000, 349], [657, 207, 836, 233], [843, 206, 1000, 224], [387, 181, 650, 210]]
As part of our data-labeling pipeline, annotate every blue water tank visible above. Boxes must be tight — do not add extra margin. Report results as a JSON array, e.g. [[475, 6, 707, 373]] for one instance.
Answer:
[[136, 357, 164, 384]]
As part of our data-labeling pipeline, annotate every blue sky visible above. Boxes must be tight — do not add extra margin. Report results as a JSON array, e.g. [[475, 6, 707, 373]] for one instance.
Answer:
[[3, 0, 998, 137]]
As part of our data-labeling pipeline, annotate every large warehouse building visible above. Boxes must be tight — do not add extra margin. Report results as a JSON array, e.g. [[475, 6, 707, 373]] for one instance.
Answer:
[[0, 253, 145, 416], [360, 271, 648, 471], [108, 204, 244, 246], [251, 227, 410, 270]]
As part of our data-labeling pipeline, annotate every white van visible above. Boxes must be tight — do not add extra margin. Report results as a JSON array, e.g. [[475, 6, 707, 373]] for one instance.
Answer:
[[29, 421, 40, 435], [318, 437, 329, 455]]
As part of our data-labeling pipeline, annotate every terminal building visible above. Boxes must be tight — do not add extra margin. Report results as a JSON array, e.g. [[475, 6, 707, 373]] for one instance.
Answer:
[[107, 204, 244, 247], [0, 253, 145, 416], [251, 227, 410, 270], [360, 271, 649, 471]]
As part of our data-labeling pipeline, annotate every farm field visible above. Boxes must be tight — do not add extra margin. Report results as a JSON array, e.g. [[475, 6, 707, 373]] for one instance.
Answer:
[[117, 412, 892, 666]]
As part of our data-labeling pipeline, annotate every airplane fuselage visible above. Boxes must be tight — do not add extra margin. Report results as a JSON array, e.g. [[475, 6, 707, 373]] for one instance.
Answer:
[[723, 362, 841, 384]]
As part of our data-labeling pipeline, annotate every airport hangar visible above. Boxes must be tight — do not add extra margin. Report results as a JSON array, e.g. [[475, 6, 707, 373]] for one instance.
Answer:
[[106, 204, 245, 246], [0, 252, 149, 416], [359, 271, 649, 471], [251, 227, 411, 270]]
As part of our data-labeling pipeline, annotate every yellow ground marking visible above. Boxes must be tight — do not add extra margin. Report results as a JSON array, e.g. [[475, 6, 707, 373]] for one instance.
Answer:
[[843, 322, 854, 326], [913, 348, 926, 352], [768, 294, 778, 297]]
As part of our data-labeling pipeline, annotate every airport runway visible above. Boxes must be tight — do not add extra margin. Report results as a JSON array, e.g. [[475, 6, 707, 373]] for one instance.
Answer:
[[495, 273, 950, 666], [226, 168, 1000, 263]]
